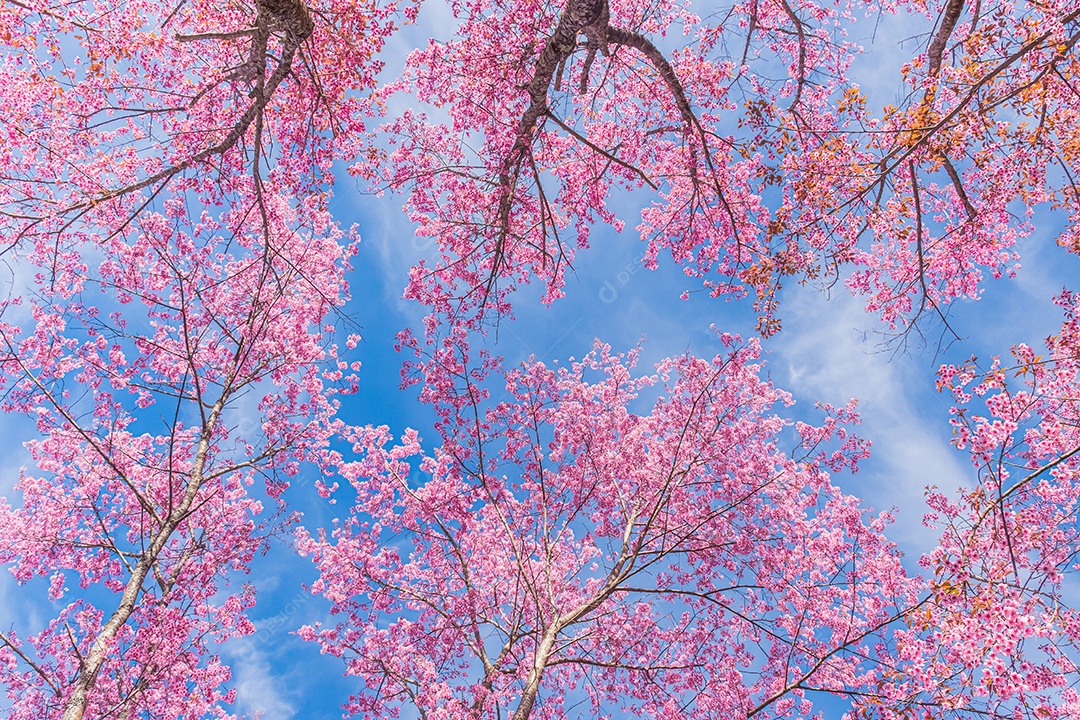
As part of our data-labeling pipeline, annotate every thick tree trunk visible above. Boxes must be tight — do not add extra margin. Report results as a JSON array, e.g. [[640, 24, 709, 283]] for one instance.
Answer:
[[510, 629, 558, 720]]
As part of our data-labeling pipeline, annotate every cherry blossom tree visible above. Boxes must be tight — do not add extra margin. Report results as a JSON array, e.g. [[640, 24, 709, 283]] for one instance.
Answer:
[[0, 0, 404, 716], [0, 0, 410, 262], [300, 339, 920, 719], [867, 292, 1080, 719], [0, 191, 358, 720], [378, 0, 1080, 336]]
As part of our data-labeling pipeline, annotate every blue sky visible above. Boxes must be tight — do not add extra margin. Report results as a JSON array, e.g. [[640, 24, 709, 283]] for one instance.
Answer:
[[3, 2, 1080, 719]]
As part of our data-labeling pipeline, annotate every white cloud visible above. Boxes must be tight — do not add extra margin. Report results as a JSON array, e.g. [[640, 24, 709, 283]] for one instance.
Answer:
[[227, 642, 298, 720], [773, 286, 972, 562]]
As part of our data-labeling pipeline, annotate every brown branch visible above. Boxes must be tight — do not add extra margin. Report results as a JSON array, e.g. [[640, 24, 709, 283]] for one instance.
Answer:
[[777, 0, 808, 108], [973, 444, 1080, 531], [62, 0, 313, 219], [909, 161, 932, 324], [940, 154, 976, 219], [843, 9, 1080, 215], [606, 26, 745, 253], [928, 0, 966, 76], [0, 630, 61, 697], [484, 0, 611, 302], [259, 0, 315, 40], [174, 28, 258, 42], [544, 110, 657, 189], [484, 0, 746, 309]]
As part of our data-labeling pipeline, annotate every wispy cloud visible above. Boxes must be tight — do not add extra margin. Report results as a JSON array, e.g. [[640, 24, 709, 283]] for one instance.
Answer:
[[774, 286, 971, 562], [227, 642, 298, 720]]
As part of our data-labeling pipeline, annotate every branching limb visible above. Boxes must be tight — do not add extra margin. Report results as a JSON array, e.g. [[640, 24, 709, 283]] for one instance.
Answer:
[[928, 0, 966, 76], [0, 630, 61, 697]]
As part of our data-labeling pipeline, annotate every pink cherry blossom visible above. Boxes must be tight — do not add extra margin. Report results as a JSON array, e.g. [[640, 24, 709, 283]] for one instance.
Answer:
[[301, 340, 918, 719]]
